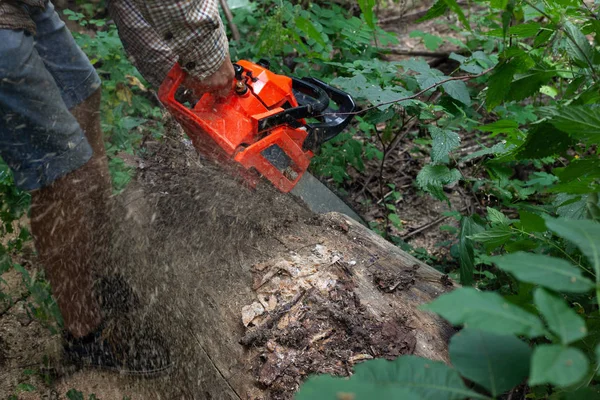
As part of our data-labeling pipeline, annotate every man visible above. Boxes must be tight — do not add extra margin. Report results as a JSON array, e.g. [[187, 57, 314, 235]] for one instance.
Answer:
[[0, 0, 234, 374]]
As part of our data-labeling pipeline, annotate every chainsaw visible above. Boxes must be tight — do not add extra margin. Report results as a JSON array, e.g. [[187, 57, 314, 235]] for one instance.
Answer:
[[158, 59, 364, 224]]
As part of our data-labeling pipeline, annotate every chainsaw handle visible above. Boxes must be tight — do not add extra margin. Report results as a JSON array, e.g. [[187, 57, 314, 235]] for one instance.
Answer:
[[257, 78, 330, 132], [301, 77, 356, 151], [158, 63, 205, 124]]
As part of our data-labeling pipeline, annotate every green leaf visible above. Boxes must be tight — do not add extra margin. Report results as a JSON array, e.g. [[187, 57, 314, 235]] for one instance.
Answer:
[[486, 61, 518, 110], [296, 374, 419, 399], [430, 126, 461, 164], [487, 207, 510, 226], [468, 226, 513, 249], [297, 356, 485, 400], [563, 21, 594, 68], [545, 217, 600, 279], [331, 74, 412, 110], [596, 344, 600, 375], [549, 105, 600, 144], [490, 0, 508, 9], [449, 329, 531, 396], [66, 389, 85, 400], [417, 0, 448, 22], [358, 0, 376, 29], [416, 165, 461, 201], [16, 383, 36, 392], [529, 345, 589, 387], [534, 288, 587, 345], [443, 0, 470, 30], [564, 386, 600, 400], [519, 211, 548, 232], [490, 252, 594, 293], [442, 80, 471, 105], [555, 159, 600, 183], [509, 22, 541, 37], [508, 70, 555, 102], [424, 288, 547, 337], [478, 120, 519, 136], [458, 217, 476, 285], [294, 16, 327, 48], [388, 213, 402, 229], [514, 122, 574, 159]]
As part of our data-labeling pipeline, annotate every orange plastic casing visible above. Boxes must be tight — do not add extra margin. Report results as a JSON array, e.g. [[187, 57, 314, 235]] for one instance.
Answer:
[[157, 61, 314, 193]]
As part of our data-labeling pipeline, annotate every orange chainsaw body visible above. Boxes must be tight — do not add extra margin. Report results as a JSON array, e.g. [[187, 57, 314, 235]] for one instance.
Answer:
[[158, 60, 355, 193]]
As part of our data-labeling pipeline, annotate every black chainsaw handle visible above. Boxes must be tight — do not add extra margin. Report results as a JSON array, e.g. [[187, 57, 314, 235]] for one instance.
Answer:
[[301, 77, 356, 151], [257, 78, 330, 132]]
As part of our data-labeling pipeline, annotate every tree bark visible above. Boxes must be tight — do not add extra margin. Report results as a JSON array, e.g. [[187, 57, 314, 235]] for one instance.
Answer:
[[113, 142, 455, 399]]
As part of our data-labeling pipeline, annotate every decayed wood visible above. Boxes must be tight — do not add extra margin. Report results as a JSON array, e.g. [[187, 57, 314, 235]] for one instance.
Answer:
[[117, 146, 455, 399]]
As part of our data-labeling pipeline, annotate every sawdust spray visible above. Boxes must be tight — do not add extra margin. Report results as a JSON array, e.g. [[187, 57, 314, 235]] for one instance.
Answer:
[[96, 137, 311, 397]]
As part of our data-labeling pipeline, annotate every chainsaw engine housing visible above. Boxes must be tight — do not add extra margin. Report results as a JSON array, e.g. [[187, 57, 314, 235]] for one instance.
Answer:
[[158, 60, 355, 193]]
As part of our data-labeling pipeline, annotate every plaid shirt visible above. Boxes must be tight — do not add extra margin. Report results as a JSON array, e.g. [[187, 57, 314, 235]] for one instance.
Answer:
[[108, 0, 229, 87]]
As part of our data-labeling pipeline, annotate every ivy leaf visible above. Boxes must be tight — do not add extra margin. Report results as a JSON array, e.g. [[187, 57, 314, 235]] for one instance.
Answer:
[[449, 329, 531, 396], [544, 217, 600, 280], [563, 21, 594, 68], [549, 105, 600, 144], [534, 288, 587, 345], [489, 252, 594, 293], [529, 345, 588, 387], [416, 165, 461, 201], [430, 126, 461, 164], [297, 356, 485, 400], [442, 80, 471, 105], [424, 288, 547, 338]]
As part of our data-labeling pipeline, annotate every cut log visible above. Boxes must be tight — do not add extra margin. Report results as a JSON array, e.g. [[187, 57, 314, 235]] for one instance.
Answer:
[[110, 141, 456, 399]]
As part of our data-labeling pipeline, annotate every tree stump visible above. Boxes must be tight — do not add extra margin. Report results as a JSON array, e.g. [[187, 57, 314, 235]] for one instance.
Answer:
[[112, 141, 455, 399]]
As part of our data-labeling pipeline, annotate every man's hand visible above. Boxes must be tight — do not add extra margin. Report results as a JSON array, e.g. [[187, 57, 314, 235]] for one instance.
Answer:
[[183, 54, 235, 99]]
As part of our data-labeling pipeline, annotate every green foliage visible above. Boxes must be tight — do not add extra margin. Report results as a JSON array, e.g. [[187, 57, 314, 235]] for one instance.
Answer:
[[298, 356, 484, 400], [448, 329, 531, 396]]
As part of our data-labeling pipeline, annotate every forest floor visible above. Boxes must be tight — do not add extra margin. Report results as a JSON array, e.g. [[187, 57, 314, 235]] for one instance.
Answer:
[[0, 3, 475, 399]]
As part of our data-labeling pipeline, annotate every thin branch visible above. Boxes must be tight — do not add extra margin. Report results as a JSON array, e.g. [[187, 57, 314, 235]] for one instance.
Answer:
[[218, 0, 241, 41], [315, 68, 493, 119], [383, 48, 453, 58]]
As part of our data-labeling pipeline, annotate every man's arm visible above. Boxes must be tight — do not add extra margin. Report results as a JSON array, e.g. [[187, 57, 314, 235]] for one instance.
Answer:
[[107, 0, 233, 92], [138, 0, 230, 81]]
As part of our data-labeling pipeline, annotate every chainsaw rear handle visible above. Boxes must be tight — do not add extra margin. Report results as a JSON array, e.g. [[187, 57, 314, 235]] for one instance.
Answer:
[[257, 77, 356, 150], [257, 78, 330, 132], [301, 77, 356, 150]]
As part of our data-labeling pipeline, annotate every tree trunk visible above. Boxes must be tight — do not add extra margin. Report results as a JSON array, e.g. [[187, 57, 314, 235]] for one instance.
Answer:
[[111, 141, 455, 399]]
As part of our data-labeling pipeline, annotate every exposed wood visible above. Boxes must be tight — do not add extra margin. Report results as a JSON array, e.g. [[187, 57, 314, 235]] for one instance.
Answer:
[[113, 142, 456, 399]]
